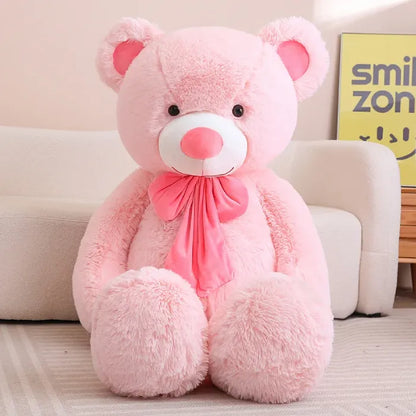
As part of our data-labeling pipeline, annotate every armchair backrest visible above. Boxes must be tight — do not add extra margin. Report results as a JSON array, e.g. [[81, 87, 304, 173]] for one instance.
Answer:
[[269, 141, 298, 181], [0, 126, 136, 201]]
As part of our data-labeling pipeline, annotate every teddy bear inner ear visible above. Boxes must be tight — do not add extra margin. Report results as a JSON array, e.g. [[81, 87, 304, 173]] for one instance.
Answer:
[[277, 40, 310, 81], [113, 40, 145, 76]]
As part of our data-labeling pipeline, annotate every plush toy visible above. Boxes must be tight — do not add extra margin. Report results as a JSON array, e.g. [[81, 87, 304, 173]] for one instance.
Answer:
[[73, 16, 333, 404]]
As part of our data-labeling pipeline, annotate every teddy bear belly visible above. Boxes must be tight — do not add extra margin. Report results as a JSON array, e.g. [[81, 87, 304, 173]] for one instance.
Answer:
[[127, 194, 275, 315]]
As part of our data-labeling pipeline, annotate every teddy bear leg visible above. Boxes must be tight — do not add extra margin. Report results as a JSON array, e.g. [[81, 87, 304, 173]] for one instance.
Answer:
[[209, 273, 333, 404], [90, 267, 208, 397]]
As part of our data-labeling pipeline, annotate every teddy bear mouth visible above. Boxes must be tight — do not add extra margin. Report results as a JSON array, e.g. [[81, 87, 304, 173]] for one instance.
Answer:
[[171, 166, 235, 177]]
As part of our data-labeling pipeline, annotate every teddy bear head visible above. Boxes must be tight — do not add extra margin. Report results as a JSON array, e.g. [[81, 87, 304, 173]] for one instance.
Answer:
[[97, 17, 328, 176]]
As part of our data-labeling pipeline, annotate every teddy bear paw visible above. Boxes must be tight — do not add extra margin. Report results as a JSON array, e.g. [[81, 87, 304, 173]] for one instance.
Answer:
[[90, 267, 208, 397], [209, 273, 333, 403]]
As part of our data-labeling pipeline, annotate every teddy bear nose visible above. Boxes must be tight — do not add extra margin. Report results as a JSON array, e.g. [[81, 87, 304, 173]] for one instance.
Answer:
[[180, 127, 223, 159]]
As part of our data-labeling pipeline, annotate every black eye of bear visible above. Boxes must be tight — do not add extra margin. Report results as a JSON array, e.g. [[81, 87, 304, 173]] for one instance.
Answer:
[[168, 105, 180, 116], [232, 104, 244, 117]]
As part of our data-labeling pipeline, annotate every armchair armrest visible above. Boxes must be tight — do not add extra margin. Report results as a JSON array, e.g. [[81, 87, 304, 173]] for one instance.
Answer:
[[273, 140, 401, 315]]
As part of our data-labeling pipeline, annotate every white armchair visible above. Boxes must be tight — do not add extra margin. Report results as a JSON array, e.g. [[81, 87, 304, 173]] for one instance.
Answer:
[[272, 141, 401, 316], [0, 126, 400, 320]]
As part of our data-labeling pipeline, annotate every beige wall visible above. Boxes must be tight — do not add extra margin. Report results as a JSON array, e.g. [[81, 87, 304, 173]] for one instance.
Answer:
[[0, 0, 415, 140]]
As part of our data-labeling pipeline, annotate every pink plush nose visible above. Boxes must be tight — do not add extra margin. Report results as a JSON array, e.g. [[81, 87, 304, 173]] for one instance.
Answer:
[[180, 127, 223, 159]]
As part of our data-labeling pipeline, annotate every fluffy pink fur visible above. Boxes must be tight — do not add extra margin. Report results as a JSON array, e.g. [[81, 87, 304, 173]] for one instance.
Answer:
[[91, 268, 208, 397], [255, 169, 331, 306], [73, 16, 333, 404], [209, 274, 333, 403], [72, 169, 153, 331]]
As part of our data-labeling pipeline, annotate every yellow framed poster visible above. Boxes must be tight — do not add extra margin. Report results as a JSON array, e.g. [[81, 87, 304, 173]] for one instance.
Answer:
[[337, 33, 416, 186]]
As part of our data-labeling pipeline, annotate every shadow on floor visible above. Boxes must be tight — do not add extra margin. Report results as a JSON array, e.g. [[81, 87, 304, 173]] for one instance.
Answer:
[[395, 287, 416, 308]]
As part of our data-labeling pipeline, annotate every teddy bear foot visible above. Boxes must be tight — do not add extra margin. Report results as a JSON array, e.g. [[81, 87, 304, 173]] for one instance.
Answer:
[[209, 273, 333, 404], [90, 267, 208, 398]]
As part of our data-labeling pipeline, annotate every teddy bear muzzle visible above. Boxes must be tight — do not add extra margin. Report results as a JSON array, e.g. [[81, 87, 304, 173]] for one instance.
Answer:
[[158, 112, 247, 177]]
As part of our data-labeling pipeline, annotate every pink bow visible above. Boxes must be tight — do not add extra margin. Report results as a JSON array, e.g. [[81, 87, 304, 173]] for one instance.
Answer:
[[148, 172, 248, 297]]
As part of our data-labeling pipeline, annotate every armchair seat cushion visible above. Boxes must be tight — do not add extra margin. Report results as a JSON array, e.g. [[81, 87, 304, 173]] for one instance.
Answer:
[[0, 196, 96, 320], [310, 205, 361, 319], [0, 196, 361, 320]]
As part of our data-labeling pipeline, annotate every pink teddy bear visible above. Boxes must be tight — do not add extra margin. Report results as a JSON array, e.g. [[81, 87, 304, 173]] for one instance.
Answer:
[[73, 16, 333, 404]]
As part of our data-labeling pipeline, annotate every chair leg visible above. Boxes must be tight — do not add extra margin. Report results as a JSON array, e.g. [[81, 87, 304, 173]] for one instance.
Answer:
[[411, 264, 416, 297]]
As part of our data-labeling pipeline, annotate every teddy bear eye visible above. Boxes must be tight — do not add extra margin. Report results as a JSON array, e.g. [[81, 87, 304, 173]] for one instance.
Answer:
[[232, 104, 244, 118], [168, 105, 180, 116]]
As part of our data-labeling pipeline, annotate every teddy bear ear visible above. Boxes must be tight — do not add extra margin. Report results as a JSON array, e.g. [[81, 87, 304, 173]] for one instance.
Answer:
[[96, 17, 163, 92], [258, 17, 329, 102]]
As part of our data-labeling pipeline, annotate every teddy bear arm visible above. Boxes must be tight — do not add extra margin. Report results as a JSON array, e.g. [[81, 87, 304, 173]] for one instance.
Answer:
[[72, 168, 153, 331], [256, 169, 330, 305]]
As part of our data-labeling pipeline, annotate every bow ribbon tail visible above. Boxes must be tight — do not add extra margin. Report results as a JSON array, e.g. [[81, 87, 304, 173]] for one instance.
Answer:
[[165, 198, 198, 289]]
